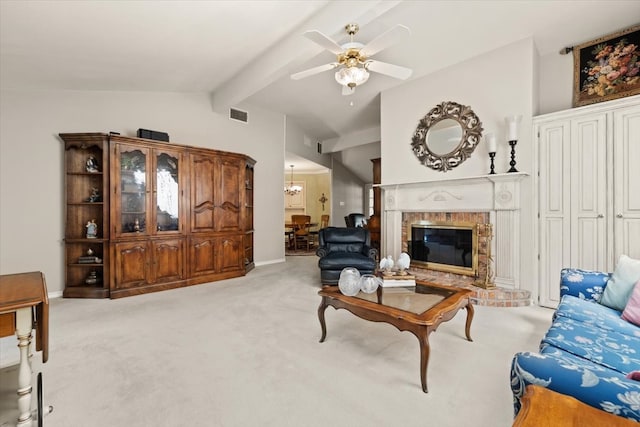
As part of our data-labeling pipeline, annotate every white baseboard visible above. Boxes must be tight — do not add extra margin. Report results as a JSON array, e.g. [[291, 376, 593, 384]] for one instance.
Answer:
[[255, 258, 285, 267]]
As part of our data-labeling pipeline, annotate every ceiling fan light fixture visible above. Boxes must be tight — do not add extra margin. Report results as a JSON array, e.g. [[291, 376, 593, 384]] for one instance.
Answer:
[[334, 66, 369, 88]]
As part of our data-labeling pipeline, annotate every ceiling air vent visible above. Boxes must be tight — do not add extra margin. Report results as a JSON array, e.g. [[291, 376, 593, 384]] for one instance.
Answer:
[[229, 108, 248, 123]]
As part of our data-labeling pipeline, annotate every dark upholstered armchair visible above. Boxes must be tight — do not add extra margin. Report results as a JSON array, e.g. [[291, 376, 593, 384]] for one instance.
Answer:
[[316, 227, 378, 285], [344, 213, 366, 228]]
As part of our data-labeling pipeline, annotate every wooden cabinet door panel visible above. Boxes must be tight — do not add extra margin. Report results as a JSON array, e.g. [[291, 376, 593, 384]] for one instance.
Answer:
[[152, 238, 184, 283], [190, 154, 216, 233], [538, 120, 571, 308], [570, 114, 607, 271], [215, 157, 241, 231], [189, 236, 217, 277], [113, 241, 149, 289], [152, 148, 183, 235], [613, 105, 640, 262], [112, 143, 151, 238], [218, 235, 243, 273]]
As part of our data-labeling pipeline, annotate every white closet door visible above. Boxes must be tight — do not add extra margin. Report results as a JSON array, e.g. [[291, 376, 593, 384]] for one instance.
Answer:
[[570, 114, 608, 272], [613, 105, 640, 262], [538, 120, 571, 308]]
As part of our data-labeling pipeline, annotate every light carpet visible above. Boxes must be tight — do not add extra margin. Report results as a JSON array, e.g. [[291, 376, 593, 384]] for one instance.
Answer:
[[11, 256, 554, 427]]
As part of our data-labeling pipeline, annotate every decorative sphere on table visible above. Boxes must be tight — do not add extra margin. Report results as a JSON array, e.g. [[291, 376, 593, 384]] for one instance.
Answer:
[[359, 274, 381, 294], [338, 267, 361, 296]]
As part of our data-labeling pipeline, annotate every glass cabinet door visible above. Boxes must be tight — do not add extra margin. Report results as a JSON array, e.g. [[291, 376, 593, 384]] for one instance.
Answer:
[[154, 150, 181, 233], [118, 146, 149, 235]]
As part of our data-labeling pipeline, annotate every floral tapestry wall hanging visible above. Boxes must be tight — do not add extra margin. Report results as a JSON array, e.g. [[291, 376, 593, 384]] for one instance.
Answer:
[[573, 24, 640, 107]]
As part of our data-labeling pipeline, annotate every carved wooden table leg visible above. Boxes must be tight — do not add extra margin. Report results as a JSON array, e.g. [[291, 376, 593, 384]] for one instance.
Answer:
[[16, 308, 33, 427], [464, 303, 474, 341], [318, 298, 327, 343], [417, 329, 431, 393]]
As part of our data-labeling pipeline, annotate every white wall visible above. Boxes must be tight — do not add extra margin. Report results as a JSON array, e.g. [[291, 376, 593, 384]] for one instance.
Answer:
[[284, 116, 332, 168], [331, 141, 380, 184], [381, 38, 537, 293], [0, 89, 286, 295], [538, 51, 575, 115], [330, 159, 365, 226]]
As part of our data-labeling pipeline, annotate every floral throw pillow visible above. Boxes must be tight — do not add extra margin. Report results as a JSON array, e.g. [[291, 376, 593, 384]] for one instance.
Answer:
[[621, 280, 640, 326], [600, 255, 640, 311]]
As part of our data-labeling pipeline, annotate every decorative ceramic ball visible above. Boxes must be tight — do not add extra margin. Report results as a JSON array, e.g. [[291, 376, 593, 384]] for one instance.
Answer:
[[359, 274, 381, 294], [338, 267, 361, 296], [396, 252, 411, 274]]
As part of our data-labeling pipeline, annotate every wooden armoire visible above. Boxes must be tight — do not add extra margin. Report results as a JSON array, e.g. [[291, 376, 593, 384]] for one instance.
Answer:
[[60, 132, 255, 299]]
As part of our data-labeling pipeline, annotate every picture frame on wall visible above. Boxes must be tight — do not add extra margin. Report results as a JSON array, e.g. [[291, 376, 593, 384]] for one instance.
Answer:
[[573, 24, 640, 108]]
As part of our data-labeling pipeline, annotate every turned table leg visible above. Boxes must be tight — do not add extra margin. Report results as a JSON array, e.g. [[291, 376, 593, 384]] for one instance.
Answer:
[[16, 308, 33, 427]]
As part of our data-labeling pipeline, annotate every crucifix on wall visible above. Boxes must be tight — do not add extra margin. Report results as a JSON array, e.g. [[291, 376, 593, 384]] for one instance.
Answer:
[[318, 193, 328, 211]]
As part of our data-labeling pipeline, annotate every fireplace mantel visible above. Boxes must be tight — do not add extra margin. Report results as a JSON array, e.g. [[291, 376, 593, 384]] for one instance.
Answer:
[[380, 172, 528, 289]]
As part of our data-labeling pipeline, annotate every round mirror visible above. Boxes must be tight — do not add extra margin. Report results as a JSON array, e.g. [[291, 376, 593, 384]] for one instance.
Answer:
[[411, 101, 483, 172], [425, 119, 463, 155]]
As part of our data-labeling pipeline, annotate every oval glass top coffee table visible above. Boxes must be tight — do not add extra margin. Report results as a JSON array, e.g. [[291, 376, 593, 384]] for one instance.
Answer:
[[317, 280, 474, 393]]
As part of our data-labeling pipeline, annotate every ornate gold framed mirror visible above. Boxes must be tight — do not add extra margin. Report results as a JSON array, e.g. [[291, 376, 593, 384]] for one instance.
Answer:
[[411, 101, 483, 172]]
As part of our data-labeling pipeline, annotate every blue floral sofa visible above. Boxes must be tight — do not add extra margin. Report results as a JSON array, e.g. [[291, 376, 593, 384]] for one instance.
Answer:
[[510, 268, 640, 422]]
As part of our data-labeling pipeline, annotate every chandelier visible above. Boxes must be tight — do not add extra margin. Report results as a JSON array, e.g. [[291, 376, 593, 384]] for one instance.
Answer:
[[284, 165, 302, 195]]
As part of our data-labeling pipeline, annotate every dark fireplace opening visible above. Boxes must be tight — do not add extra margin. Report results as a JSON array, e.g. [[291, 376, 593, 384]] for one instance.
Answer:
[[407, 221, 478, 276]]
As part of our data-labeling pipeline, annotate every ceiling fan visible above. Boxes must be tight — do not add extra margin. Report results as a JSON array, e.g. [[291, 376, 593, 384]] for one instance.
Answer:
[[291, 23, 413, 96]]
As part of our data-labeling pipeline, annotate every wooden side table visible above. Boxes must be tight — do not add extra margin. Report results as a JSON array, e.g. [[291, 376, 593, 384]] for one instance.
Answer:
[[0, 271, 50, 427], [513, 385, 637, 427]]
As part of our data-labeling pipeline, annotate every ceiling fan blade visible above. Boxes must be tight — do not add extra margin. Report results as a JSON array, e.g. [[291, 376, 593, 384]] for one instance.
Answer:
[[366, 60, 413, 80], [360, 24, 410, 57], [303, 30, 344, 55], [342, 85, 355, 96], [290, 63, 339, 80]]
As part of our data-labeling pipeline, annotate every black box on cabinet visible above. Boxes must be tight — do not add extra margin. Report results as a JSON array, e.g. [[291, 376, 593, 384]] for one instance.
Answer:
[[137, 128, 169, 142]]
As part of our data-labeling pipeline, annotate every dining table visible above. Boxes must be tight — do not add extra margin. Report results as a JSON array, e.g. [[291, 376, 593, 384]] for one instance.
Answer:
[[0, 271, 50, 427]]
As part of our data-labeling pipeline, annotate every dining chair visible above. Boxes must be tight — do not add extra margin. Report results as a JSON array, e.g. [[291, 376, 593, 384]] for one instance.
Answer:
[[291, 214, 312, 251], [310, 214, 329, 246]]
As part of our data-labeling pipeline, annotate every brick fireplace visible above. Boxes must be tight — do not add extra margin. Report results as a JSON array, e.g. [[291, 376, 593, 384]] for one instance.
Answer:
[[402, 211, 490, 286], [380, 173, 527, 289]]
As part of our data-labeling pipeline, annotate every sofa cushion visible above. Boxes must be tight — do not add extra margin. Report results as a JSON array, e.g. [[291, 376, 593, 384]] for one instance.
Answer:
[[539, 344, 624, 374], [541, 316, 640, 374], [555, 295, 640, 338], [622, 280, 640, 327], [600, 255, 640, 311], [511, 350, 640, 421], [560, 268, 610, 302]]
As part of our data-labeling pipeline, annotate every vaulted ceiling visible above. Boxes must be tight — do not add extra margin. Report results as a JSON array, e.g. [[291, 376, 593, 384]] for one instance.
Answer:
[[2, 1, 639, 179]]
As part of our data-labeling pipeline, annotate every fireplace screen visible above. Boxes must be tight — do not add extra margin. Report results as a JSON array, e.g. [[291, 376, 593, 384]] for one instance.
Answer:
[[408, 221, 478, 276]]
